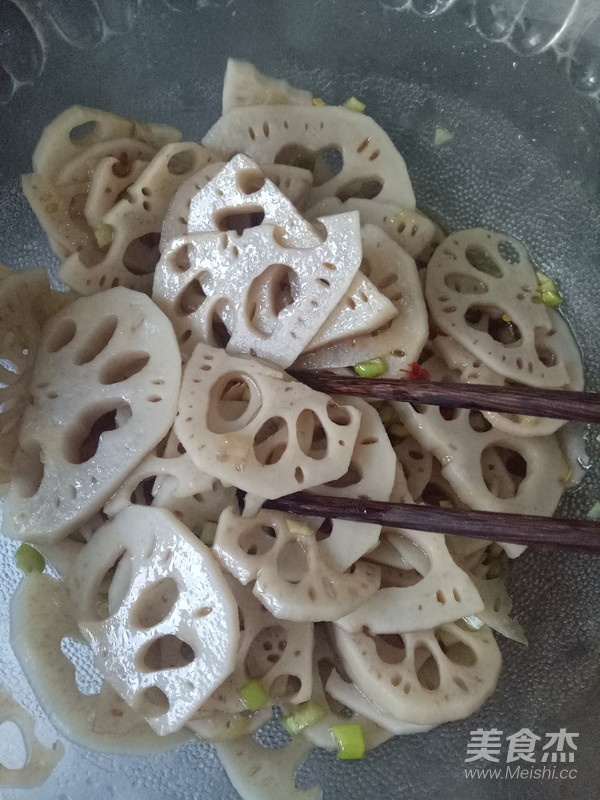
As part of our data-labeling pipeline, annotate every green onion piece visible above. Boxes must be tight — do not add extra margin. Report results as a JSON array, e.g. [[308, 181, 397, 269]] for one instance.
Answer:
[[239, 680, 268, 711], [280, 701, 326, 735], [541, 289, 562, 307], [94, 223, 114, 249], [344, 96, 366, 113], [15, 543, 46, 574], [330, 723, 365, 760], [353, 357, 387, 378], [199, 521, 217, 546], [312, 97, 326, 107], [433, 127, 454, 146], [535, 270, 562, 306], [286, 518, 314, 538], [587, 501, 600, 520], [377, 403, 395, 427]]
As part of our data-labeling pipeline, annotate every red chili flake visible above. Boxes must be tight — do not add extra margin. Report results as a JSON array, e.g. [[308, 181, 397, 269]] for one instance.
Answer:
[[401, 362, 430, 381]]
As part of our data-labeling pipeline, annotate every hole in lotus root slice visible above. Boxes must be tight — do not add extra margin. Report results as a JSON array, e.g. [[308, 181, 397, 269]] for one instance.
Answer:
[[213, 507, 380, 622], [59, 142, 214, 295], [390, 354, 568, 520], [337, 527, 483, 634], [100, 351, 151, 384], [176, 344, 360, 498], [74, 314, 119, 364], [426, 229, 570, 388], [239, 525, 278, 557], [63, 401, 133, 465], [253, 418, 289, 466], [480, 446, 527, 499], [31, 105, 180, 182], [206, 372, 262, 434], [46, 317, 78, 353], [68, 506, 239, 735], [140, 635, 196, 671], [332, 621, 501, 726], [122, 232, 162, 275], [246, 263, 299, 336], [296, 225, 427, 373], [4, 288, 181, 543], [464, 246, 504, 278], [464, 305, 522, 345], [202, 105, 414, 209], [132, 577, 180, 629], [236, 167, 267, 194]]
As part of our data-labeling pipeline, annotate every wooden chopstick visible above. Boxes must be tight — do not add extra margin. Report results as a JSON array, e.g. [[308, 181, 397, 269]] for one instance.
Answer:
[[266, 493, 600, 554], [289, 371, 600, 424]]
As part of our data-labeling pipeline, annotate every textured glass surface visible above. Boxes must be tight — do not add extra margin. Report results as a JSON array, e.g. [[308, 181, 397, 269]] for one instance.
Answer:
[[0, 1, 599, 798]]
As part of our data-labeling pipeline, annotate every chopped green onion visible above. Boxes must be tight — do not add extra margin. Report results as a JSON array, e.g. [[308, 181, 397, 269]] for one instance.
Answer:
[[433, 127, 454, 146], [15, 543, 46, 574], [312, 97, 327, 107], [239, 680, 268, 711], [353, 357, 387, 378], [587, 501, 600, 520], [286, 518, 314, 538], [280, 701, 326, 735], [94, 223, 114, 249], [377, 402, 395, 427], [517, 414, 539, 425], [344, 96, 366, 113], [199, 521, 217, 546], [330, 723, 365, 760], [541, 289, 562, 307], [535, 270, 562, 307]]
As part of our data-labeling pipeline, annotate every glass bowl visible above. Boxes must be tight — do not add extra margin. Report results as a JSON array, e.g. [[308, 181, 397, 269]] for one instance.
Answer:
[[1, 1, 599, 798]]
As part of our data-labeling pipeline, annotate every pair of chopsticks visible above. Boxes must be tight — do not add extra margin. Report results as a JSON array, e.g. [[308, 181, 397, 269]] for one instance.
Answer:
[[270, 372, 600, 554]]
